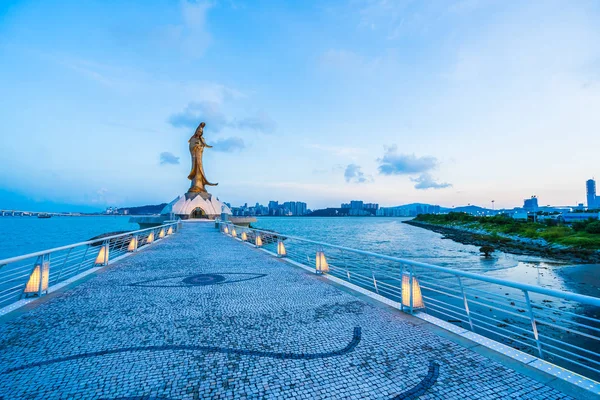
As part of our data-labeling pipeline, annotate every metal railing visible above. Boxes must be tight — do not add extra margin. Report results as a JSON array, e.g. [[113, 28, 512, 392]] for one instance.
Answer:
[[0, 221, 181, 309], [218, 221, 600, 382]]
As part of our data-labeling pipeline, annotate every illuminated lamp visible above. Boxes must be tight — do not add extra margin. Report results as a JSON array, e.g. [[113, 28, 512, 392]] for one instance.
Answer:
[[401, 274, 424, 309], [315, 251, 329, 274], [158, 228, 165, 238], [167, 226, 173, 235], [277, 240, 286, 257], [224, 226, 229, 234], [255, 235, 263, 247], [95, 244, 109, 265], [231, 228, 237, 238], [24, 262, 49, 295], [241, 232, 248, 241], [147, 231, 155, 244], [127, 236, 138, 252]]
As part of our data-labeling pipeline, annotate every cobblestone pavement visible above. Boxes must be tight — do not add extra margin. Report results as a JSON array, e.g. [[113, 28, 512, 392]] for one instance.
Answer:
[[0, 224, 574, 399]]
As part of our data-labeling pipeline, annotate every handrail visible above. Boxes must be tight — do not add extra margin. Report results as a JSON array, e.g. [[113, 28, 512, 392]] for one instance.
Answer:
[[0, 222, 178, 265], [0, 221, 181, 311], [218, 220, 600, 382], [223, 222, 600, 307]]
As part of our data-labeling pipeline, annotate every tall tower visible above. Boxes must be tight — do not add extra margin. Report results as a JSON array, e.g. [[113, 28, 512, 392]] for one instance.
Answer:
[[587, 179, 597, 209]]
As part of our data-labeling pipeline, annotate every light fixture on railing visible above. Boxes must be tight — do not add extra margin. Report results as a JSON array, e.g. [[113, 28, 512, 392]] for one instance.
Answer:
[[167, 226, 173, 235], [277, 240, 286, 257], [241, 231, 248, 241], [231, 228, 237, 238], [95, 244, 110, 265], [147, 231, 155, 244], [255, 235, 263, 247], [316, 250, 329, 274], [158, 228, 165, 238], [127, 236, 138, 252], [224, 225, 229, 234], [24, 262, 49, 295], [401, 273, 424, 309]]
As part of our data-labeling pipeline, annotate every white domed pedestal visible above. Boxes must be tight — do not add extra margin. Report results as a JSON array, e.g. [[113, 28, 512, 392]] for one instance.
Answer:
[[162, 192, 232, 220]]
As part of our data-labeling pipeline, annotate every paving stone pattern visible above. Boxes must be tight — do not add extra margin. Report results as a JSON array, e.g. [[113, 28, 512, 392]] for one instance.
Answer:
[[0, 224, 574, 399]]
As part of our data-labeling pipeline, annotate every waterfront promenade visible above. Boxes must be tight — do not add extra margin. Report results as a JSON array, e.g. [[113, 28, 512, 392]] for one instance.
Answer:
[[0, 224, 579, 399]]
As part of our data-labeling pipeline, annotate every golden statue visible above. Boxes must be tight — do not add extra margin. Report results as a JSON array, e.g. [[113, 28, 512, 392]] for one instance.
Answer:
[[187, 122, 218, 193]]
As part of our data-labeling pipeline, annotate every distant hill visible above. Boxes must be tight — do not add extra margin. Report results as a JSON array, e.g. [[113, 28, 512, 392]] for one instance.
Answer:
[[307, 208, 347, 217], [119, 203, 167, 215]]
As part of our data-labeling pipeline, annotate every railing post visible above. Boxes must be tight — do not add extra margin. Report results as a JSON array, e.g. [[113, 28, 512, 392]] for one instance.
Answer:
[[55, 248, 72, 284], [457, 277, 474, 331], [78, 245, 90, 273], [409, 266, 414, 314], [37, 255, 45, 298], [372, 271, 379, 294], [400, 264, 405, 312], [523, 290, 544, 359]]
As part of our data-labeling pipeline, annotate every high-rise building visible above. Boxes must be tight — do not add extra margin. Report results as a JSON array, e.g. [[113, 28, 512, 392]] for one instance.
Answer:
[[523, 197, 538, 212], [587, 179, 597, 210], [296, 202, 307, 216], [350, 200, 364, 210]]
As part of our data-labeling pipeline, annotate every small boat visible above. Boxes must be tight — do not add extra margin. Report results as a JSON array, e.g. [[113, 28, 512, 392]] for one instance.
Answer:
[[37, 213, 52, 219]]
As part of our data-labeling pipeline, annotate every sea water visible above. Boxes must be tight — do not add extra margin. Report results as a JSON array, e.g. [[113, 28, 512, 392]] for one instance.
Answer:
[[0, 216, 137, 259]]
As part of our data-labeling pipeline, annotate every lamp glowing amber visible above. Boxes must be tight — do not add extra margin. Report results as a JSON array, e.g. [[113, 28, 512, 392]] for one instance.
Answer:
[[167, 226, 173, 235], [401, 274, 424, 309], [224, 226, 229, 234], [24, 262, 49, 294], [146, 231, 155, 244], [241, 232, 248, 241], [255, 235, 263, 247], [315, 251, 329, 274], [231, 228, 237, 238], [95, 244, 109, 265], [277, 240, 286, 257], [158, 228, 165, 238], [128, 236, 138, 252]]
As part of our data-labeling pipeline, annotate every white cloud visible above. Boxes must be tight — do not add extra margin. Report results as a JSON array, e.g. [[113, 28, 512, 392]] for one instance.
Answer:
[[161, 0, 213, 58]]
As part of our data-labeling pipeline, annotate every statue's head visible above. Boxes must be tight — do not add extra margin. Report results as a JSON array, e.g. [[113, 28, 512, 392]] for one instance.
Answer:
[[195, 122, 206, 136]]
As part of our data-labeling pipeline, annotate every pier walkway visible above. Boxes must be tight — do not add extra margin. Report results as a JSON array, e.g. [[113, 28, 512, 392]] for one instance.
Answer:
[[0, 224, 577, 399]]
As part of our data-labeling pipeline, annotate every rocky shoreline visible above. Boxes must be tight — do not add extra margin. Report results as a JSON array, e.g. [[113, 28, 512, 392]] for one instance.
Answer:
[[403, 220, 600, 264]]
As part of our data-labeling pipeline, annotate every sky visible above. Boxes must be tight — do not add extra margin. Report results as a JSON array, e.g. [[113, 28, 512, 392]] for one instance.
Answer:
[[1, 0, 599, 212]]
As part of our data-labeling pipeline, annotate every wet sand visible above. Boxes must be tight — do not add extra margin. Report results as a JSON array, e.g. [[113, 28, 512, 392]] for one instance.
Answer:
[[557, 264, 600, 298]]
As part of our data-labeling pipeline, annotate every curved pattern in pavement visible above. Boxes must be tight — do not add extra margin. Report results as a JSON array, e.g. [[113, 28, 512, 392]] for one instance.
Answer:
[[392, 361, 440, 400], [3, 327, 361, 374], [127, 272, 267, 288]]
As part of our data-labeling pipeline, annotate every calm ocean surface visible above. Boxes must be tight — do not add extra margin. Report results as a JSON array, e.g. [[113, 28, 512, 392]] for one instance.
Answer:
[[0, 215, 588, 294], [0, 216, 138, 259], [253, 217, 580, 293]]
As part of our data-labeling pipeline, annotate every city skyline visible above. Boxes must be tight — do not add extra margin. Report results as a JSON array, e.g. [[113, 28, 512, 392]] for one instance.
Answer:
[[2, 1, 600, 211]]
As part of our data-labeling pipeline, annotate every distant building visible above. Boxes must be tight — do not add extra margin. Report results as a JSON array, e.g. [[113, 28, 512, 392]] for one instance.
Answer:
[[350, 200, 364, 210], [523, 197, 539, 212], [562, 212, 600, 223], [587, 179, 597, 210], [363, 203, 379, 211], [341, 203, 350, 209], [268, 201, 279, 215], [511, 211, 529, 221]]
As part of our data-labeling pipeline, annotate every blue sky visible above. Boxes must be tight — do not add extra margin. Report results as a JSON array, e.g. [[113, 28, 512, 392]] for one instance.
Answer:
[[1, 0, 599, 212]]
